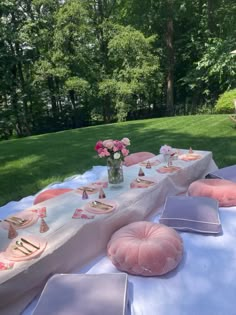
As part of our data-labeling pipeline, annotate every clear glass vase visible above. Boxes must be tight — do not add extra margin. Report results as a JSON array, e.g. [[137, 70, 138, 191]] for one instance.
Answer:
[[107, 158, 124, 185]]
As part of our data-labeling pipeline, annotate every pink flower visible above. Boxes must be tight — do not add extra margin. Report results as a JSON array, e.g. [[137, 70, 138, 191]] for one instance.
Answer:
[[121, 137, 130, 146], [121, 148, 129, 156], [99, 148, 110, 157], [113, 140, 123, 150], [95, 141, 103, 151], [95, 137, 131, 160], [160, 145, 173, 155], [103, 140, 114, 149]]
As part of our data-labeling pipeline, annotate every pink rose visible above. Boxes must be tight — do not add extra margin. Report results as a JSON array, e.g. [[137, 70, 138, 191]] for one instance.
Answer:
[[99, 148, 110, 157], [121, 137, 130, 146], [121, 148, 129, 156], [103, 140, 114, 149], [113, 140, 123, 150], [95, 141, 103, 151]]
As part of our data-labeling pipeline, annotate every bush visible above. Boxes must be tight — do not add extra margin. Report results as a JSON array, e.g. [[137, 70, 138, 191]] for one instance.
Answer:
[[215, 89, 236, 114]]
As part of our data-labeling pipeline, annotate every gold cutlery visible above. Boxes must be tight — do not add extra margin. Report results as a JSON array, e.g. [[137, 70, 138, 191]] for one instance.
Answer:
[[21, 238, 40, 250], [10, 216, 27, 224], [91, 201, 113, 210], [13, 246, 29, 256], [136, 178, 155, 185], [4, 219, 22, 226], [16, 241, 33, 254], [78, 187, 96, 192]]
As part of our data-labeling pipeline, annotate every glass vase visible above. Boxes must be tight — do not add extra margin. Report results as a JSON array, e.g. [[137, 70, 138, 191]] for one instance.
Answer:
[[163, 154, 171, 163], [107, 158, 124, 185]]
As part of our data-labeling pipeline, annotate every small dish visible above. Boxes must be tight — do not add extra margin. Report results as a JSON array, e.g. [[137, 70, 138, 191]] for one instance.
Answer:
[[157, 166, 182, 174], [139, 160, 160, 167], [76, 186, 98, 195], [3, 235, 47, 262], [1, 211, 39, 230], [84, 200, 117, 214], [178, 153, 202, 161], [130, 177, 158, 188]]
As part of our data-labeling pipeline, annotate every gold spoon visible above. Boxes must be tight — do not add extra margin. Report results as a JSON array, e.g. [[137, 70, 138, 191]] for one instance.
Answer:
[[16, 241, 33, 254]]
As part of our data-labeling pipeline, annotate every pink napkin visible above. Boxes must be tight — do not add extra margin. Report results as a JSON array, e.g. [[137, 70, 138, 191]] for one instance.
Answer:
[[0, 253, 14, 270]]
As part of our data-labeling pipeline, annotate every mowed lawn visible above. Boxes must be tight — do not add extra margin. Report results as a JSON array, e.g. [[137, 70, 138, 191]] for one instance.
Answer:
[[0, 114, 235, 207]]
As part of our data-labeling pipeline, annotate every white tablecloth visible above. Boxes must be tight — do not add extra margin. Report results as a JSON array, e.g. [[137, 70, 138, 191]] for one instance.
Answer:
[[0, 151, 225, 315], [23, 206, 236, 315]]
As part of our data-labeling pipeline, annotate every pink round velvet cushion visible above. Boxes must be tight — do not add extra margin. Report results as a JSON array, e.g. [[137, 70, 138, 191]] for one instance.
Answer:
[[107, 221, 183, 276], [188, 178, 236, 207], [34, 188, 73, 205], [124, 152, 155, 167]]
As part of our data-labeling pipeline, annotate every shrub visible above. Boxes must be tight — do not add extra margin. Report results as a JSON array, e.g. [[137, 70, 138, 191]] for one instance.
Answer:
[[215, 89, 236, 114]]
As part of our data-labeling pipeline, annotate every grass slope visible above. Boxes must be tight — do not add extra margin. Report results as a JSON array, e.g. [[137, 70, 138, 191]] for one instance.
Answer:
[[0, 114, 235, 206]]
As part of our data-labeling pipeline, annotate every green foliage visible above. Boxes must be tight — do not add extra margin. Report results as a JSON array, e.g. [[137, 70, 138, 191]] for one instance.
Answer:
[[215, 89, 236, 114], [0, 0, 236, 135]]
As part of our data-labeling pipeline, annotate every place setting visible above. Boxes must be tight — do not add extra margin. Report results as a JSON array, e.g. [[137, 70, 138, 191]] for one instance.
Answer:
[[130, 176, 158, 188], [139, 159, 161, 167], [0, 211, 39, 231], [3, 235, 47, 262], [178, 147, 202, 161], [76, 185, 98, 195], [156, 157, 182, 174], [83, 199, 117, 214]]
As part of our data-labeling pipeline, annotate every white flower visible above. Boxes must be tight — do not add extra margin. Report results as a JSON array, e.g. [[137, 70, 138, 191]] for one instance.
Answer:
[[160, 144, 173, 155], [114, 152, 121, 159], [121, 137, 130, 146]]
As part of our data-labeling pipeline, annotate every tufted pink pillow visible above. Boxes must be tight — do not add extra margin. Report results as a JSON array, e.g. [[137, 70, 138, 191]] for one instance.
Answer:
[[188, 179, 236, 207], [123, 152, 155, 167], [107, 221, 183, 276], [34, 188, 73, 205]]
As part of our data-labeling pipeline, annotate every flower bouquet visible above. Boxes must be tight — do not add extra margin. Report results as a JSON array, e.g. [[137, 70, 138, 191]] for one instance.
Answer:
[[159, 144, 174, 162], [95, 138, 130, 184]]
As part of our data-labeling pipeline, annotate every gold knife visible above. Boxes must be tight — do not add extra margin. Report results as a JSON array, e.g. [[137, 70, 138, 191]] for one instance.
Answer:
[[91, 201, 113, 210], [21, 238, 40, 250]]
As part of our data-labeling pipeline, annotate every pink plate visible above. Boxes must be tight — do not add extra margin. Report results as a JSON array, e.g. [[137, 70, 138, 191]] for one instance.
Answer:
[[178, 153, 202, 161], [84, 200, 117, 214], [130, 177, 158, 189], [139, 160, 160, 167], [76, 186, 98, 195], [1, 211, 39, 230], [157, 166, 182, 174], [3, 235, 47, 262], [91, 181, 108, 189]]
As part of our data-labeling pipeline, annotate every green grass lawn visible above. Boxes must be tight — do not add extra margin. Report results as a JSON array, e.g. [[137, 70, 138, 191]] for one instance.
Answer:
[[0, 114, 235, 207]]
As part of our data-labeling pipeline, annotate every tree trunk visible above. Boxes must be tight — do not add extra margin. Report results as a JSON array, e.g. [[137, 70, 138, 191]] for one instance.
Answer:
[[166, 0, 174, 116]]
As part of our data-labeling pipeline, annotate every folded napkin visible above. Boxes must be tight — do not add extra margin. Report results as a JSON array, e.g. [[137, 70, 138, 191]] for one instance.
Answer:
[[159, 196, 222, 234], [206, 164, 236, 183], [32, 273, 128, 315]]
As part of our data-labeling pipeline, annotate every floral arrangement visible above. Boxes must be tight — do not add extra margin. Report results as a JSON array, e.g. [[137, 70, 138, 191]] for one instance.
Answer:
[[95, 138, 131, 160], [159, 144, 173, 155]]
